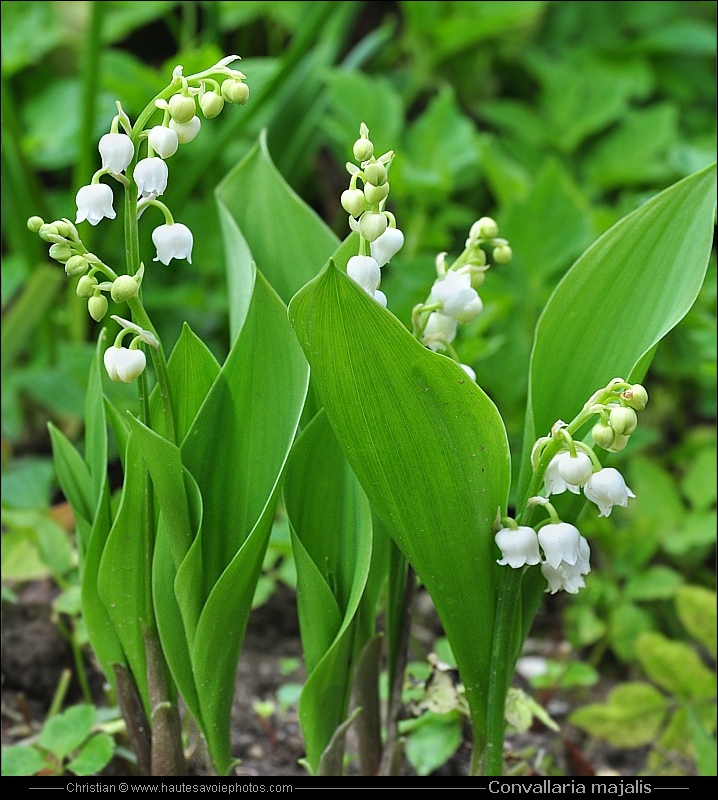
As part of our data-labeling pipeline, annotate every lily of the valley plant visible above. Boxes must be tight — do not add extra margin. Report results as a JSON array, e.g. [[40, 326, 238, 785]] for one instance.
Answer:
[[29, 54, 716, 776]]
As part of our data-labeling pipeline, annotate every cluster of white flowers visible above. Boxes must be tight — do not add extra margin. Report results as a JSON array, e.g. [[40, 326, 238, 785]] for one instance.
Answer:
[[29, 57, 249, 384], [413, 217, 511, 381], [495, 379, 647, 593], [341, 124, 404, 306]]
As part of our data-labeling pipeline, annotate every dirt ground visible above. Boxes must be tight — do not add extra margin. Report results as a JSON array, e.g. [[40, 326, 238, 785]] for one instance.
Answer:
[[1, 578, 645, 778]]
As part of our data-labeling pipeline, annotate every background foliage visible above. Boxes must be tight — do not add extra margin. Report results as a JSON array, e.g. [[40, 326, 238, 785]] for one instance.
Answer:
[[2, 0, 716, 777]]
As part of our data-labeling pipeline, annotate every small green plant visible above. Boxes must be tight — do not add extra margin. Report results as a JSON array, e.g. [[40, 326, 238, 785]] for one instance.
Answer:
[[1, 703, 119, 777], [569, 586, 717, 776]]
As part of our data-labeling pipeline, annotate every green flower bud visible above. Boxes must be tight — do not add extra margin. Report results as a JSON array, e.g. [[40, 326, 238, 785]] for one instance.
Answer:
[[591, 421, 615, 450], [493, 244, 512, 265], [200, 91, 224, 119], [76, 275, 98, 298], [358, 211, 388, 242], [54, 220, 73, 238], [607, 434, 630, 453], [340, 188, 367, 218], [38, 223, 60, 242], [88, 293, 108, 322], [49, 243, 73, 263], [609, 405, 638, 436], [65, 255, 89, 277], [363, 161, 387, 186], [622, 384, 648, 411], [110, 274, 140, 303], [470, 216, 499, 240], [221, 79, 249, 105], [353, 137, 374, 162], [168, 93, 197, 124], [27, 216, 45, 233], [364, 181, 390, 205]]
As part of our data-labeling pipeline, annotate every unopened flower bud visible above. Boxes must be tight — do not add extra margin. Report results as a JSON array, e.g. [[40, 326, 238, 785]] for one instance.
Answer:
[[168, 93, 197, 124], [364, 182, 390, 205], [200, 91, 224, 119], [221, 79, 249, 105], [53, 220, 73, 238], [88, 293, 108, 321], [609, 406, 638, 436], [148, 126, 179, 159], [340, 189, 367, 218], [27, 216, 45, 233], [470, 216, 499, 240], [353, 137, 374, 162], [591, 421, 615, 449], [76, 275, 98, 297], [49, 243, 73, 263], [607, 434, 630, 453], [111, 274, 140, 303], [65, 255, 89, 277], [363, 161, 387, 186], [622, 384, 648, 411], [39, 223, 60, 241], [493, 244, 512, 264], [358, 211, 388, 242]]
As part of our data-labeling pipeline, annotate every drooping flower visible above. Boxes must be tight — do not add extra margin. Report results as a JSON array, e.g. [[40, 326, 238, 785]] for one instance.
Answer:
[[556, 451, 593, 487], [584, 467, 635, 517], [495, 526, 541, 569], [347, 255, 381, 294], [372, 289, 387, 307], [541, 561, 586, 595], [421, 312, 457, 352], [543, 452, 582, 496], [460, 363, 476, 381], [537, 521, 581, 569], [169, 116, 201, 144], [429, 271, 482, 322], [76, 183, 116, 226], [98, 133, 134, 175], [135, 157, 168, 199], [148, 125, 179, 159], [152, 223, 193, 265], [370, 227, 404, 267], [103, 346, 146, 383]]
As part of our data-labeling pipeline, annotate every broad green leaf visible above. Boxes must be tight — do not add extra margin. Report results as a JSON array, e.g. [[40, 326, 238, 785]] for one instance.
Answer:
[[0, 745, 47, 776], [569, 682, 667, 747], [636, 632, 716, 700], [686, 708, 718, 777], [625, 566, 683, 601], [520, 164, 716, 502], [289, 260, 511, 749], [173, 268, 309, 774], [38, 705, 95, 762], [215, 130, 339, 306], [402, 711, 464, 777], [608, 602, 653, 663], [284, 410, 374, 772], [66, 733, 115, 776], [97, 433, 152, 713], [647, 706, 717, 777], [676, 586, 717, 659]]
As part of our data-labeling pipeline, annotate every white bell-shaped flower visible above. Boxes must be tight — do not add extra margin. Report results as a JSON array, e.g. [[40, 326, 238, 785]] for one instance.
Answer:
[[543, 452, 582, 496], [370, 227, 404, 267], [169, 116, 201, 144], [584, 467, 635, 517], [135, 157, 168, 199], [495, 526, 541, 569], [372, 289, 387, 307], [103, 346, 146, 383], [541, 561, 586, 595], [98, 133, 134, 175], [556, 451, 593, 487], [538, 521, 581, 569], [347, 255, 381, 293], [429, 271, 480, 321], [76, 183, 116, 226], [460, 363, 476, 381], [421, 312, 457, 352], [152, 223, 193, 265], [148, 125, 179, 159]]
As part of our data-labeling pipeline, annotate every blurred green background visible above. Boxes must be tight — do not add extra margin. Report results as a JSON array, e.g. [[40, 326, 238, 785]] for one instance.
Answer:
[[2, 0, 716, 775]]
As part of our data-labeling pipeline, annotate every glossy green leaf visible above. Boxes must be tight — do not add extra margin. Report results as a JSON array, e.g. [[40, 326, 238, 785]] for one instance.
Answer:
[[38, 705, 95, 762], [676, 586, 717, 659], [0, 745, 47, 776], [636, 632, 716, 700], [66, 732, 115, 776], [520, 164, 717, 500], [284, 410, 374, 772], [289, 260, 511, 750], [215, 129, 339, 306]]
